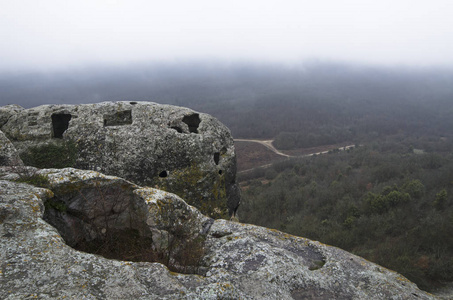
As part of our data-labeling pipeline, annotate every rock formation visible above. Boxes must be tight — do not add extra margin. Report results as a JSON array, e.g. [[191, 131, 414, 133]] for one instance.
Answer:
[[0, 167, 436, 299], [0, 102, 240, 218]]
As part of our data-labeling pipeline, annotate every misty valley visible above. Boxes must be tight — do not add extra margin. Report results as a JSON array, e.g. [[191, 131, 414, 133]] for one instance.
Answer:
[[2, 61, 453, 292]]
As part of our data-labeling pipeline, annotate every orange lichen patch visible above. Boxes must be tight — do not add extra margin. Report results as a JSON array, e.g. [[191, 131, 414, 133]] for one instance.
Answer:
[[396, 275, 412, 283], [226, 235, 242, 241], [31, 203, 41, 213], [266, 228, 302, 240]]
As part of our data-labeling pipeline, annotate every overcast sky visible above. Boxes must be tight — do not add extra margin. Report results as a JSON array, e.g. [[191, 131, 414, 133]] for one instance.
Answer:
[[2, 0, 453, 71]]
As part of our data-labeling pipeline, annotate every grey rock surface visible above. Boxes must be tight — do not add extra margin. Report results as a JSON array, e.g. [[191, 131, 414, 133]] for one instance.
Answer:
[[0, 102, 240, 217], [0, 167, 436, 299], [0, 104, 24, 128], [0, 130, 23, 166]]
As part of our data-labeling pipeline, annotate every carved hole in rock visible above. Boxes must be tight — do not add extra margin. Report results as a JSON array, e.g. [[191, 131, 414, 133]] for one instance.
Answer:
[[306, 247, 326, 271], [219, 170, 223, 175], [171, 126, 183, 133], [182, 113, 201, 133], [214, 152, 220, 165], [159, 170, 168, 178], [130, 102, 137, 105], [43, 184, 155, 263], [43, 183, 206, 275], [308, 259, 326, 271], [51, 113, 72, 138], [282, 242, 326, 271], [103, 110, 133, 127]]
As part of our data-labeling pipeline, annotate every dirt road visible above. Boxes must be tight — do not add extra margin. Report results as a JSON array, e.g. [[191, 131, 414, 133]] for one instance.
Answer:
[[234, 139, 356, 174], [234, 139, 355, 158], [234, 139, 292, 157]]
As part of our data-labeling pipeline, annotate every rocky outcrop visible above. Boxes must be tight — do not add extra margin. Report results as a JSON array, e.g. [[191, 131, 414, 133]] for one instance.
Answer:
[[0, 102, 240, 218], [0, 167, 436, 299]]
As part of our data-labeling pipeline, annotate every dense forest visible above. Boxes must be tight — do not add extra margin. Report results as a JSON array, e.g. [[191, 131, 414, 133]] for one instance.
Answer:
[[239, 134, 453, 291], [2, 62, 453, 291]]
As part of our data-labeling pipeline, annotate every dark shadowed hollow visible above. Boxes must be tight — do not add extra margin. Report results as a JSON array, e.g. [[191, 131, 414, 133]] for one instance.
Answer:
[[42, 181, 206, 274], [51, 113, 72, 138]]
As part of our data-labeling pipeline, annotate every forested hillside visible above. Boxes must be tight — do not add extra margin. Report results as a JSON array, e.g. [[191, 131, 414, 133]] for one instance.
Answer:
[[239, 135, 453, 291]]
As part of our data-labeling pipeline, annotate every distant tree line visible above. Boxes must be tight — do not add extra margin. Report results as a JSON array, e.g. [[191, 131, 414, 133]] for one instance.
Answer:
[[2, 62, 453, 149]]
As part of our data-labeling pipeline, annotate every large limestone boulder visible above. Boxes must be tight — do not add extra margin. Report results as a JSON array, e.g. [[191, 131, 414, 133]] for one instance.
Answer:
[[0, 167, 436, 299], [0, 102, 240, 218]]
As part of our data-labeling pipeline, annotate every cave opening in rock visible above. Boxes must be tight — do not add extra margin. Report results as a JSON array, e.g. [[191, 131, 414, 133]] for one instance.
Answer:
[[159, 170, 168, 178], [182, 114, 201, 133], [103, 110, 133, 127], [42, 182, 206, 274], [51, 113, 72, 138]]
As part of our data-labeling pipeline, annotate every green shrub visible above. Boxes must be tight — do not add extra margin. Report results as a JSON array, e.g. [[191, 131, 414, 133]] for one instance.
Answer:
[[44, 198, 67, 212], [433, 189, 447, 210], [20, 140, 77, 169], [15, 173, 50, 188]]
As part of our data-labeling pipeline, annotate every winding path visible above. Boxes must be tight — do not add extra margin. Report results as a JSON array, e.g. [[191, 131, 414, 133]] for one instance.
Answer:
[[234, 139, 355, 158], [234, 139, 292, 157], [234, 139, 356, 174]]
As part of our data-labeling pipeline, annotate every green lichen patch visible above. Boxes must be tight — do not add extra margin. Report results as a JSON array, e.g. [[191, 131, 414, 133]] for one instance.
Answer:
[[164, 224, 207, 275], [158, 163, 228, 219]]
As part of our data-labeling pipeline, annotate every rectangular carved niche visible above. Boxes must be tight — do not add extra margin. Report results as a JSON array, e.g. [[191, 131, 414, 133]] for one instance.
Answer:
[[104, 110, 133, 127], [52, 113, 72, 138]]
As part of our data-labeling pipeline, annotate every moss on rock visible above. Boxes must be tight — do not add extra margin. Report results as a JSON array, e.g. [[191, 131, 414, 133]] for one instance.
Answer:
[[158, 163, 228, 219], [20, 140, 77, 168]]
